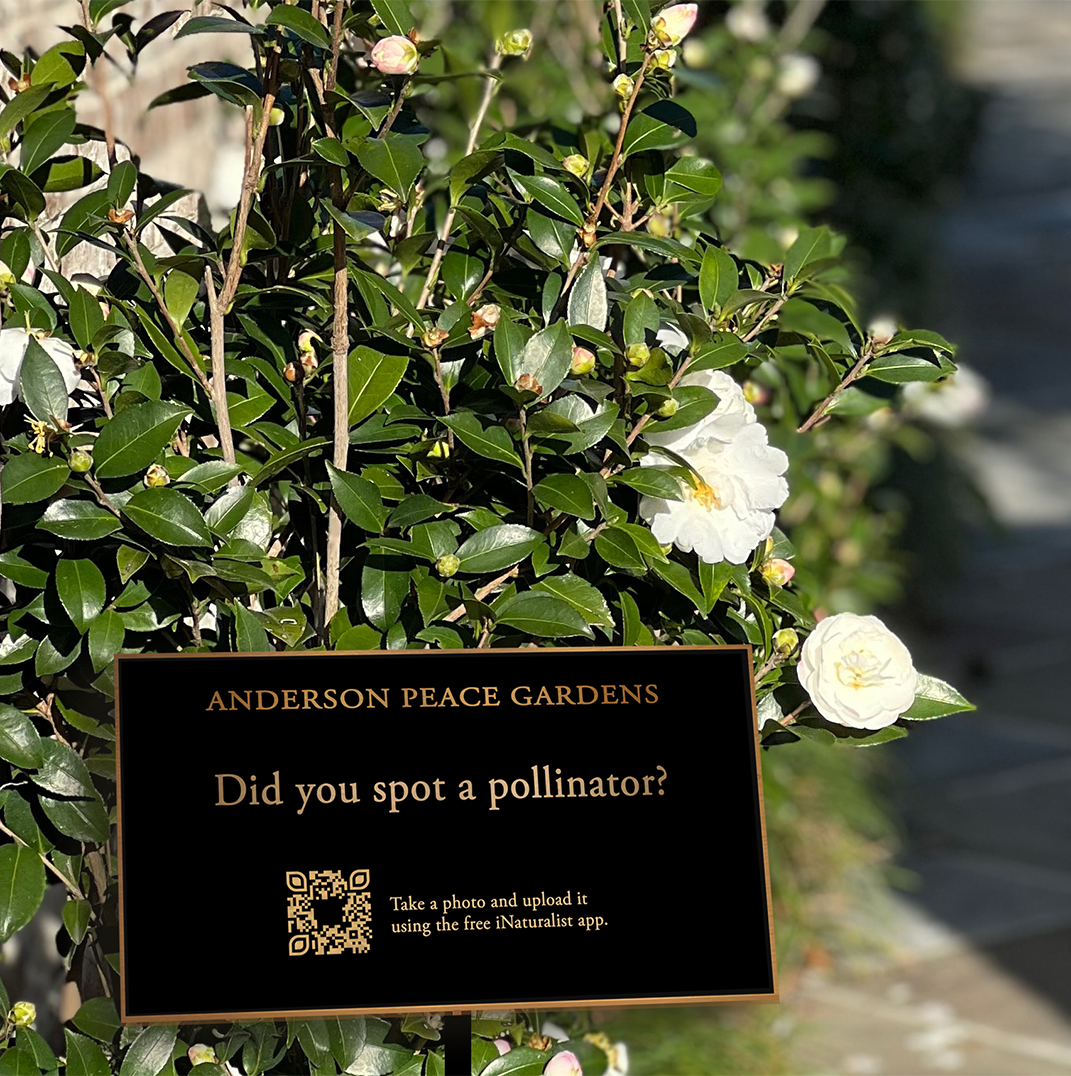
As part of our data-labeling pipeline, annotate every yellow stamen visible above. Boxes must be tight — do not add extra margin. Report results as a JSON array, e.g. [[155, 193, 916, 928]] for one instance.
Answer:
[[692, 480, 721, 511]]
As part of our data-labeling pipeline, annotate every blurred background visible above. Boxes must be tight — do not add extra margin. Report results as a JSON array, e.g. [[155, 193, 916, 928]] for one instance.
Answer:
[[3, 1, 1070, 1072]]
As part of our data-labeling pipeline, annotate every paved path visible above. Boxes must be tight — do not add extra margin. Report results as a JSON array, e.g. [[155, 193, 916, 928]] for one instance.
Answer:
[[789, 3, 1071, 1073]]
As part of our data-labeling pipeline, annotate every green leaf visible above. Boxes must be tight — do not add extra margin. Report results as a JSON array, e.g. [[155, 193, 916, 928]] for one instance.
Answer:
[[89, 609, 125, 673], [614, 466, 682, 500], [517, 320, 573, 395], [478, 1046, 556, 1076], [783, 225, 834, 283], [568, 260, 608, 331], [699, 244, 737, 313], [689, 333, 748, 373], [38, 500, 122, 541], [0, 704, 44, 769], [866, 353, 944, 384], [595, 528, 646, 571], [265, 4, 331, 48], [362, 555, 411, 632], [450, 149, 501, 205], [37, 154, 104, 192], [19, 336, 69, 424], [62, 897, 91, 944], [533, 474, 595, 519], [107, 160, 137, 208], [328, 464, 387, 534], [355, 133, 424, 199], [510, 171, 584, 226], [0, 83, 56, 140], [94, 402, 190, 482], [493, 316, 530, 384], [117, 546, 149, 584], [651, 558, 704, 609], [119, 1024, 178, 1076], [0, 550, 48, 589], [533, 573, 614, 627], [33, 738, 96, 798], [0, 843, 45, 943], [335, 624, 382, 651], [175, 460, 243, 492], [21, 107, 76, 176], [388, 494, 452, 529], [56, 558, 106, 631], [372, 0, 415, 36], [73, 997, 120, 1044], [69, 286, 105, 351], [622, 100, 697, 157], [835, 724, 909, 748], [163, 269, 199, 328], [592, 230, 701, 265], [234, 602, 270, 653], [456, 524, 543, 574], [1, 452, 69, 504], [34, 630, 81, 676], [122, 488, 213, 547], [328, 1017, 367, 1070], [348, 347, 409, 427], [901, 673, 976, 720], [64, 1031, 111, 1076], [41, 793, 110, 842], [883, 329, 956, 355], [494, 591, 594, 639], [643, 386, 717, 433], [205, 485, 255, 536], [314, 136, 350, 166], [251, 437, 329, 487], [175, 15, 264, 39], [440, 413, 524, 471]]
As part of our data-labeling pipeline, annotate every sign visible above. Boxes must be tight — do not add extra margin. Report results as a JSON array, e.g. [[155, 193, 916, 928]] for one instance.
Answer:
[[115, 646, 777, 1022]]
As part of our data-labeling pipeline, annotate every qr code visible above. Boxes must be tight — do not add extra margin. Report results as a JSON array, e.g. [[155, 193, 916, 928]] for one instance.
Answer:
[[286, 869, 371, 956]]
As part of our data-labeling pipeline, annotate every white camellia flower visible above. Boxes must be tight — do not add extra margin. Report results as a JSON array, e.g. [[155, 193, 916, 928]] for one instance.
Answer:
[[639, 369, 789, 564], [798, 612, 918, 730], [0, 327, 80, 408], [902, 365, 989, 429]]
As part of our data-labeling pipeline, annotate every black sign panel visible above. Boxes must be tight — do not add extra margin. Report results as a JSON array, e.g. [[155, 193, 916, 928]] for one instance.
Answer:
[[115, 646, 776, 1022]]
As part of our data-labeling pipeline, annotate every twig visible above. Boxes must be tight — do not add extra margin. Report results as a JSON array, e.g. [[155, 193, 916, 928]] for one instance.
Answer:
[[0, 819, 86, 901], [442, 567, 521, 623], [84, 473, 121, 517], [416, 52, 503, 311], [798, 340, 874, 433], [520, 410, 534, 526], [88, 367, 112, 419], [122, 232, 211, 394], [779, 700, 812, 727], [612, 0, 628, 73], [741, 295, 786, 342], [202, 266, 237, 466]]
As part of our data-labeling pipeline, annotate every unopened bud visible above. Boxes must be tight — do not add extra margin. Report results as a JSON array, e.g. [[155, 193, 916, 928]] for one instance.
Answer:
[[143, 463, 170, 488], [469, 303, 501, 340], [436, 553, 460, 578], [11, 1002, 35, 1028], [515, 373, 543, 395], [580, 223, 597, 248], [69, 448, 93, 473], [742, 380, 768, 405], [773, 628, 799, 656], [422, 327, 449, 349], [570, 345, 596, 376], [284, 361, 301, 383], [626, 343, 650, 367], [497, 28, 533, 57], [108, 207, 134, 226], [188, 1045, 218, 1067], [868, 316, 898, 347], [652, 48, 678, 70], [11, 74, 31, 94], [656, 397, 678, 418], [612, 73, 634, 99], [300, 352, 318, 376], [760, 558, 795, 587], [562, 154, 589, 178], [649, 3, 698, 46], [76, 348, 97, 368], [647, 214, 672, 238], [268, 106, 285, 127], [297, 329, 321, 353], [370, 35, 421, 75]]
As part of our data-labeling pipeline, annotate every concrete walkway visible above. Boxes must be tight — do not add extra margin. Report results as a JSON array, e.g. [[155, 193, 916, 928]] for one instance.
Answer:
[[789, 3, 1071, 1073]]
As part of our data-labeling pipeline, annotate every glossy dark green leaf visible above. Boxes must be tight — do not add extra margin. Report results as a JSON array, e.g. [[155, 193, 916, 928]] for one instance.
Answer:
[[901, 674, 976, 720], [0, 550, 48, 589], [0, 704, 43, 769], [783, 225, 834, 283], [20, 107, 76, 176], [595, 528, 645, 571], [19, 336, 69, 424], [479, 1045, 558, 1076], [1, 453, 69, 505], [328, 464, 387, 533], [119, 1024, 178, 1076], [865, 354, 944, 384], [265, 4, 331, 47], [621, 100, 696, 156], [699, 244, 737, 312], [122, 488, 212, 547], [355, 133, 424, 199], [107, 160, 137, 208], [533, 474, 595, 519], [361, 555, 411, 632], [510, 171, 584, 226], [516, 320, 573, 396], [457, 524, 543, 574], [38, 500, 122, 541], [372, 0, 415, 36], [73, 997, 120, 1044], [93, 401, 189, 479], [613, 467, 682, 501], [494, 591, 593, 638], [205, 485, 255, 537], [88, 609, 125, 673], [234, 603, 270, 653], [592, 229, 701, 265], [388, 494, 451, 529], [64, 1031, 111, 1076], [55, 558, 103, 629], [34, 629, 81, 676], [33, 738, 96, 798], [62, 897, 91, 944], [0, 843, 45, 943], [349, 347, 409, 426], [567, 260, 608, 331], [533, 573, 614, 627], [493, 316, 530, 384], [440, 413, 523, 471], [835, 724, 909, 748], [175, 15, 264, 39]]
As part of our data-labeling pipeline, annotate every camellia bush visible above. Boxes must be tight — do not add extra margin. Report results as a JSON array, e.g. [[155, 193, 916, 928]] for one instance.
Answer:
[[0, 1, 975, 1073]]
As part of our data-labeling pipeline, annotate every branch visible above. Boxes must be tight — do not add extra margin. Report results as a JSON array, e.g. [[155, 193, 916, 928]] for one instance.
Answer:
[[416, 52, 503, 311], [797, 340, 874, 433], [442, 567, 521, 623], [0, 819, 86, 901], [202, 266, 237, 466]]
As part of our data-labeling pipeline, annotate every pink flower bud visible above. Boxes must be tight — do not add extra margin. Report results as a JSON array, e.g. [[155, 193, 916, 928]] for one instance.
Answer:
[[760, 558, 795, 587], [370, 35, 420, 75], [545, 1050, 583, 1076], [570, 345, 596, 376], [493, 1038, 512, 1055], [650, 3, 698, 46]]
